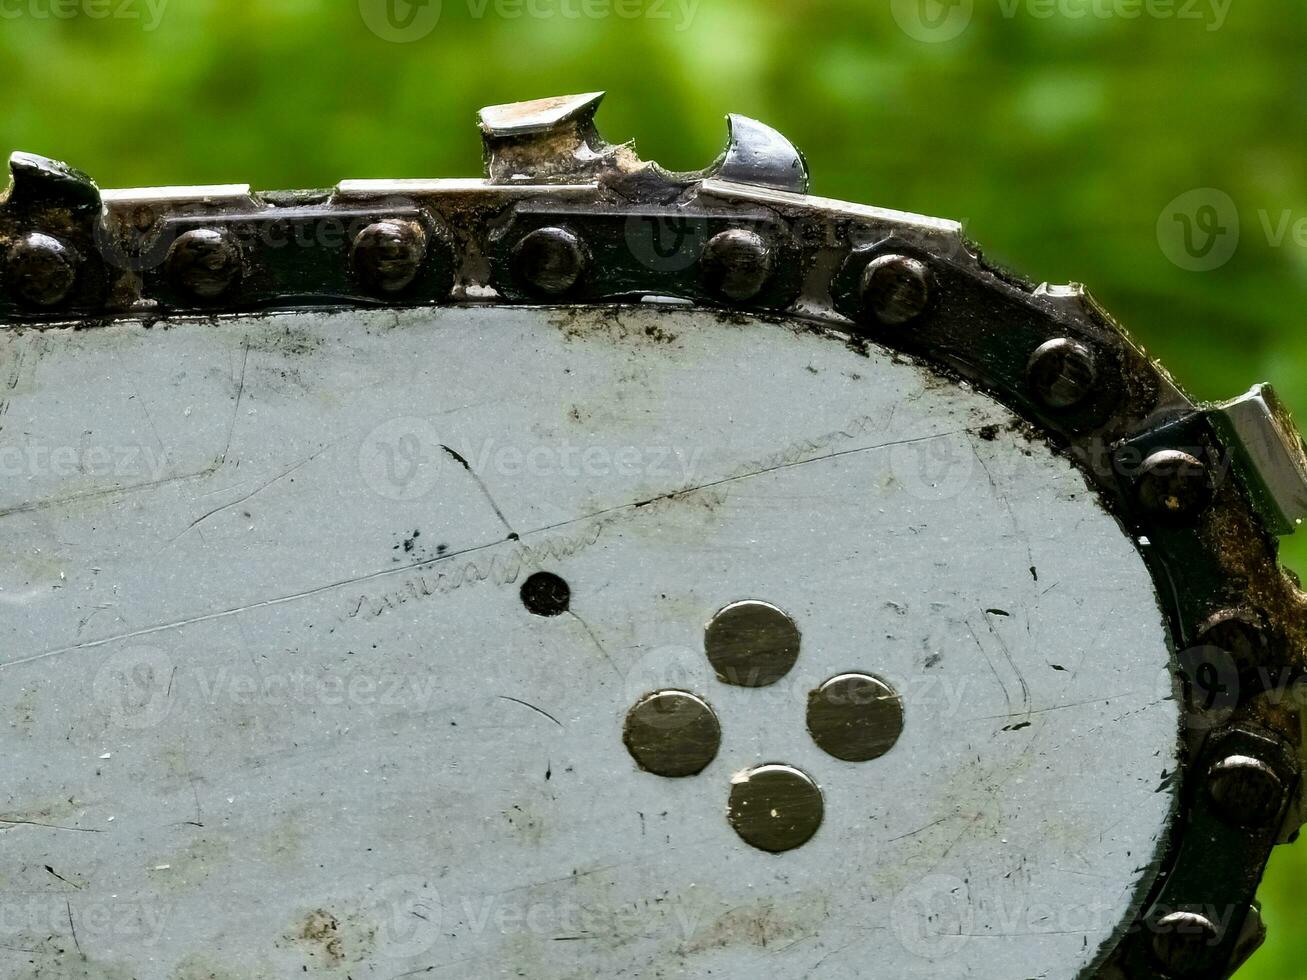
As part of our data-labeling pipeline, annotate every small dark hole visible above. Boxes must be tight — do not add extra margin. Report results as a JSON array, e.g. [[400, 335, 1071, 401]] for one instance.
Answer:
[[521, 571, 571, 617]]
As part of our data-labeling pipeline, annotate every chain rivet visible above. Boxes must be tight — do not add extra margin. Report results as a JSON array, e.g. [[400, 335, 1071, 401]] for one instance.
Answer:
[[1208, 754, 1285, 829], [807, 674, 904, 762], [352, 219, 428, 296], [623, 691, 722, 778], [4, 232, 78, 307], [512, 226, 587, 297], [860, 254, 931, 325], [1027, 338, 1098, 410], [1196, 608, 1268, 675], [702, 228, 772, 302], [166, 228, 242, 300], [1151, 910, 1221, 977], [704, 600, 800, 688], [727, 764, 824, 853], [1137, 450, 1213, 523]]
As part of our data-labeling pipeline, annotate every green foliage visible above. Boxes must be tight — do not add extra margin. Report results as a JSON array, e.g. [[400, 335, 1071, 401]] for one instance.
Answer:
[[2, 2, 1305, 975]]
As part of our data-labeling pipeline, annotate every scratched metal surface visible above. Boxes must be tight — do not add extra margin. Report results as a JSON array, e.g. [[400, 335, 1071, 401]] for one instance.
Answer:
[[0, 305, 1178, 979]]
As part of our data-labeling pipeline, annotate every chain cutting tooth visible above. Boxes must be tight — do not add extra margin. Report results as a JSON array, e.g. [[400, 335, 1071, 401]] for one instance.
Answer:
[[3, 151, 101, 211], [1, 152, 110, 313], [1211, 383, 1307, 536], [716, 113, 809, 194], [477, 92, 613, 185]]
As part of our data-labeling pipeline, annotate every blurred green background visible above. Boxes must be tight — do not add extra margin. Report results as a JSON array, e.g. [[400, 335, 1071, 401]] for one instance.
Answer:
[[1, 0, 1304, 974]]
